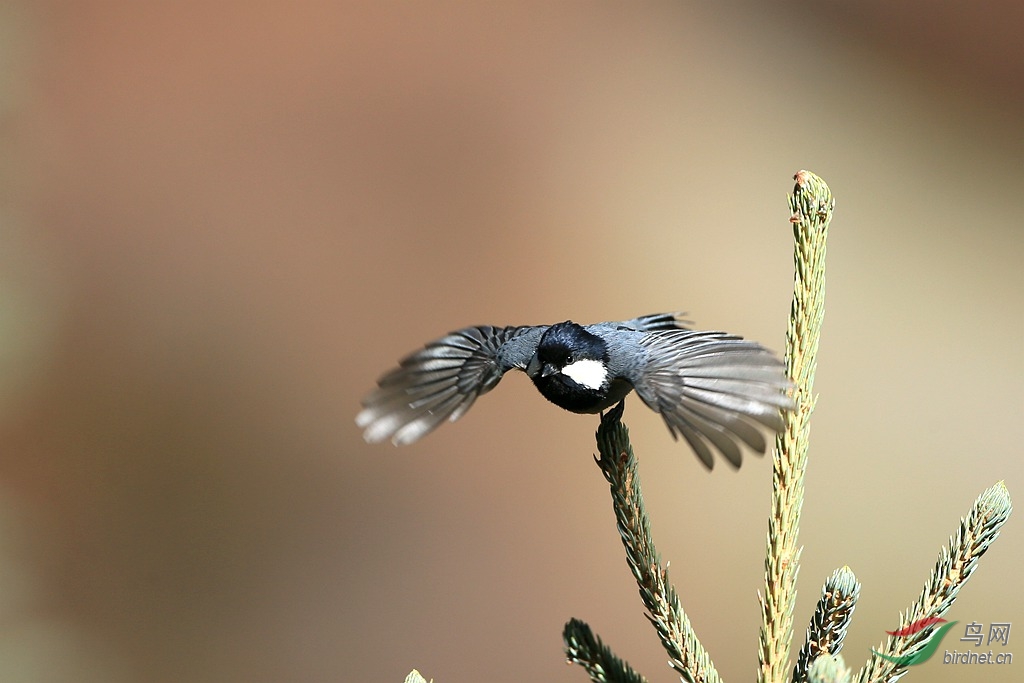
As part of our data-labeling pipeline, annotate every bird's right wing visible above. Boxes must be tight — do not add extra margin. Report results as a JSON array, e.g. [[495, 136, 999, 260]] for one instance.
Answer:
[[632, 329, 793, 469], [614, 312, 691, 332], [357, 325, 545, 445]]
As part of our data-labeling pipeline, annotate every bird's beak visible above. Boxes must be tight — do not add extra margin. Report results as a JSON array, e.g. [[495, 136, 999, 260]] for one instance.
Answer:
[[526, 358, 557, 379]]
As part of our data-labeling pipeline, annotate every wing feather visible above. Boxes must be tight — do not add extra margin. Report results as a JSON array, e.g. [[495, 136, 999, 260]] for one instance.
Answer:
[[634, 329, 792, 469], [357, 325, 545, 445], [614, 312, 691, 332]]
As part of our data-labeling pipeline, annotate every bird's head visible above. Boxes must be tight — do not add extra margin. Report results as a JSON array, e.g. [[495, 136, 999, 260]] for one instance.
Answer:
[[527, 321, 609, 392]]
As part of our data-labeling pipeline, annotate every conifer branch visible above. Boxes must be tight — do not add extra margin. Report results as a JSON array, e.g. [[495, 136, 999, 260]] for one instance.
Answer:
[[758, 170, 834, 683], [592, 402, 721, 683], [807, 655, 850, 683], [563, 618, 650, 683], [793, 567, 860, 683], [854, 482, 1012, 683]]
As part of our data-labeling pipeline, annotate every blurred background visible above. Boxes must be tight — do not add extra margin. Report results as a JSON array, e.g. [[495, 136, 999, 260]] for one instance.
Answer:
[[1, 2, 1022, 682]]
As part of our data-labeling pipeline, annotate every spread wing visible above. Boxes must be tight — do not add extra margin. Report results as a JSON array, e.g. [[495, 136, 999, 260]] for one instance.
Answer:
[[615, 312, 690, 332], [357, 325, 545, 445], [632, 329, 793, 469]]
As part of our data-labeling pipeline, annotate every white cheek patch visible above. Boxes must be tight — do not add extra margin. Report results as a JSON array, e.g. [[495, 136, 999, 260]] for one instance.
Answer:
[[561, 359, 608, 390]]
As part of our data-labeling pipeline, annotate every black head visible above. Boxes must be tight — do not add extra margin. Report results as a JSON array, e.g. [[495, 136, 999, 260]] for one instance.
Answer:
[[528, 321, 611, 413]]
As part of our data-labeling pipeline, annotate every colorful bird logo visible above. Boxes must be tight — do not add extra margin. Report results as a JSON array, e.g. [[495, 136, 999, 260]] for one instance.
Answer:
[[872, 617, 957, 667]]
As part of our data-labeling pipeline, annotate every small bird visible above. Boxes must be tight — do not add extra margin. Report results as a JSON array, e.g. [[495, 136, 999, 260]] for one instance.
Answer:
[[357, 313, 792, 469]]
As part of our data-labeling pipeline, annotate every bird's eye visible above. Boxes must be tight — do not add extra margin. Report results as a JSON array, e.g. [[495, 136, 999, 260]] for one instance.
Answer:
[[565, 354, 574, 364]]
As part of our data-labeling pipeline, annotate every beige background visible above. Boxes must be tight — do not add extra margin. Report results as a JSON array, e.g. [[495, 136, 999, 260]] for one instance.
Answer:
[[1, 2, 1021, 682]]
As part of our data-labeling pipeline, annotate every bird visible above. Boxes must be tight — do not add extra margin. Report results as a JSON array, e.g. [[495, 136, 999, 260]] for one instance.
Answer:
[[356, 313, 792, 469]]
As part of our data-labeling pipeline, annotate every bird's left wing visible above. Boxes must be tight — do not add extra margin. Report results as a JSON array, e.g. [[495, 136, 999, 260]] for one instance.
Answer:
[[631, 329, 793, 469], [357, 325, 546, 445]]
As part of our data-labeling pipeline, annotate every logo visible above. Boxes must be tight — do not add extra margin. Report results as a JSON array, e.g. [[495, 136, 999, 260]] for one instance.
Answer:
[[872, 617, 1013, 667], [885, 616, 947, 637], [872, 618, 958, 667]]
